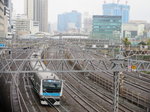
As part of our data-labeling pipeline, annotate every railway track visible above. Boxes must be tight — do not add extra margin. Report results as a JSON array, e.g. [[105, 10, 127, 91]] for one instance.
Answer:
[[88, 64, 150, 109], [23, 69, 65, 112], [46, 46, 107, 112], [44, 100, 69, 112], [93, 64, 150, 94], [66, 47, 150, 110], [54, 48, 131, 112], [23, 73, 47, 112], [10, 81, 23, 112], [91, 64, 150, 108], [65, 71, 144, 112], [92, 51, 150, 91], [24, 50, 68, 112], [124, 72, 150, 92], [64, 83, 101, 112], [9, 49, 34, 112], [43, 42, 150, 112]]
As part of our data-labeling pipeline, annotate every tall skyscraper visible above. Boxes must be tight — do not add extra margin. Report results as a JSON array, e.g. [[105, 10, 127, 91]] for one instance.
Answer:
[[4, 0, 13, 32], [34, 0, 48, 32], [0, 0, 5, 37], [24, 0, 48, 32], [57, 10, 81, 32], [92, 15, 122, 41], [103, 3, 130, 23], [24, 0, 34, 20]]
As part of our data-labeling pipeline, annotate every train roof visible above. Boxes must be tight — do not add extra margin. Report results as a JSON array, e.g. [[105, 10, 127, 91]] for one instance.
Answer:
[[30, 48, 59, 80], [36, 71, 59, 80], [30, 60, 60, 80]]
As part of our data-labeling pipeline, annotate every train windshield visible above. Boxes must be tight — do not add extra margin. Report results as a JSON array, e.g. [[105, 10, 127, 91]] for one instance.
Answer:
[[42, 80, 62, 93]]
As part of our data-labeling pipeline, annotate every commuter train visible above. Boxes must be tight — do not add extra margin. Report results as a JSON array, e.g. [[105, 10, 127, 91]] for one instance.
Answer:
[[29, 48, 63, 105]]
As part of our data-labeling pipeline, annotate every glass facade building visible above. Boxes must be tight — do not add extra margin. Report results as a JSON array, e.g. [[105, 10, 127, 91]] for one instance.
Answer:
[[57, 10, 81, 32], [92, 15, 122, 41], [103, 3, 130, 23]]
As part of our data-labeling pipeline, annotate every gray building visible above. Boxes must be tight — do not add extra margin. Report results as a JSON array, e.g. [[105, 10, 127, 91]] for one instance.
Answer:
[[0, 0, 5, 37], [25, 0, 48, 32], [24, 0, 34, 20], [34, 0, 48, 32], [4, 0, 12, 32]]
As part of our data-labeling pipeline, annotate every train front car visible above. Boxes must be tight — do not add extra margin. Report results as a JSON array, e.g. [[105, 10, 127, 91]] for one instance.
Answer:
[[41, 79, 63, 105], [30, 47, 64, 106]]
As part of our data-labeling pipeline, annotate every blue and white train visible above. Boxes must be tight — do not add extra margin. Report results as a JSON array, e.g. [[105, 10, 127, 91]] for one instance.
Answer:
[[30, 48, 63, 105]]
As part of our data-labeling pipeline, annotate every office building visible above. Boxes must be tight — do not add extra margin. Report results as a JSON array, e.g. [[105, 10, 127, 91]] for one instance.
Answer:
[[24, 0, 48, 32], [4, 0, 12, 32], [103, 3, 130, 23], [33, 0, 48, 32], [0, 0, 5, 37], [57, 10, 81, 32], [15, 18, 30, 36], [15, 19, 39, 36], [123, 21, 145, 38], [92, 15, 122, 41], [24, 0, 34, 20], [14, 15, 29, 35], [13, 14, 39, 36], [29, 20, 39, 34]]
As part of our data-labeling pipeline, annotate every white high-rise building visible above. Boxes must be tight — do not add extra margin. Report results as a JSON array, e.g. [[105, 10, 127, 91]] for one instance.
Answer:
[[13, 14, 39, 36], [25, 0, 48, 32], [4, 0, 13, 32], [0, 0, 5, 37], [34, 0, 48, 32], [24, 0, 34, 20]]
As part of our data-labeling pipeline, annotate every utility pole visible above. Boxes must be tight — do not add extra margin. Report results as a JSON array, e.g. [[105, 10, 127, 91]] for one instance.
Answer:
[[113, 71, 120, 112], [111, 55, 124, 112]]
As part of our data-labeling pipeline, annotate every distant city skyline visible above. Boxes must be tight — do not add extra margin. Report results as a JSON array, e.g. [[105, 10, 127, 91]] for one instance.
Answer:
[[12, 0, 150, 23]]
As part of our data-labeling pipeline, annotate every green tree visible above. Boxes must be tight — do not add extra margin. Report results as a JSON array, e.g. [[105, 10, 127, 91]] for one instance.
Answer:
[[147, 39, 150, 45], [138, 41, 146, 45], [122, 37, 131, 47]]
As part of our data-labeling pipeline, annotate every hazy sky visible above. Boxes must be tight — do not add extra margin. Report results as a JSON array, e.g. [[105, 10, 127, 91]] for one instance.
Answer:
[[12, 0, 150, 23]]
